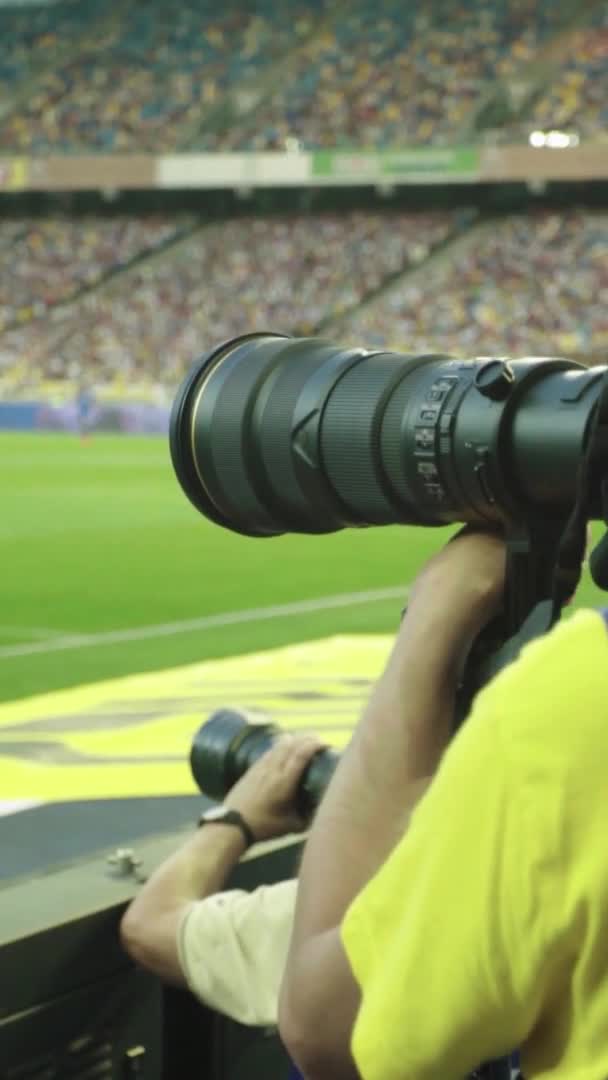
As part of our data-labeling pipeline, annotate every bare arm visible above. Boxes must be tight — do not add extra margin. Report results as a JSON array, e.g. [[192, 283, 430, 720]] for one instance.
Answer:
[[120, 734, 322, 985], [120, 823, 247, 984], [279, 531, 506, 1079]]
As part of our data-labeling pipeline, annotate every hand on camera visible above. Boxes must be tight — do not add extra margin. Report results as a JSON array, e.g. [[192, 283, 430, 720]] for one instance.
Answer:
[[405, 528, 507, 662], [224, 734, 324, 842]]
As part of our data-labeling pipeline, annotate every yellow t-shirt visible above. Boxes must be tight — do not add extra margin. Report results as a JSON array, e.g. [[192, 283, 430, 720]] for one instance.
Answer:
[[341, 609, 608, 1080]]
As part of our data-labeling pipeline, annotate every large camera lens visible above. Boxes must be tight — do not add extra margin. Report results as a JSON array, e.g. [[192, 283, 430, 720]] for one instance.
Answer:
[[170, 333, 606, 537], [191, 708, 339, 819]]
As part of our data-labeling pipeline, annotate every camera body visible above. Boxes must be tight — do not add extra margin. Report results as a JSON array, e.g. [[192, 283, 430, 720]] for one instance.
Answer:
[[171, 332, 608, 694], [191, 708, 339, 818]]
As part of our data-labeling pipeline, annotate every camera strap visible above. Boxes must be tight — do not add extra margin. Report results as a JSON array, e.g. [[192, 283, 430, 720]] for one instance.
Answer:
[[550, 368, 608, 619]]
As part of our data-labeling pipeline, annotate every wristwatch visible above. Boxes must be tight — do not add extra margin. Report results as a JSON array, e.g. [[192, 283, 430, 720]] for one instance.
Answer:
[[198, 805, 256, 848]]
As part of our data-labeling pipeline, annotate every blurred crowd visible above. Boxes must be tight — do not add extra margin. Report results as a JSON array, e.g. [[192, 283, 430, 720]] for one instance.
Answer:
[[337, 209, 608, 359], [1, 208, 606, 404], [508, 5, 608, 144], [0, 0, 106, 94], [0, 0, 323, 153], [0, 0, 603, 153], [0, 210, 457, 398], [0, 215, 189, 333], [198, 0, 563, 151]]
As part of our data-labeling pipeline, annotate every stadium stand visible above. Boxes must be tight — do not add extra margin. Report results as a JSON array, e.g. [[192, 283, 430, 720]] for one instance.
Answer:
[[0, 4, 606, 401], [0, 0, 110, 93], [1, 206, 606, 404], [0, 0, 597, 153], [501, 3, 608, 143], [336, 208, 608, 359], [196, 0, 572, 151], [0, 209, 458, 398], [0, 0, 324, 153], [0, 215, 191, 332]]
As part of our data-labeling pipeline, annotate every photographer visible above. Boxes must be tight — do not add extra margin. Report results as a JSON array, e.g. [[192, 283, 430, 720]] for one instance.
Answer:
[[280, 528, 608, 1079], [120, 732, 322, 1026]]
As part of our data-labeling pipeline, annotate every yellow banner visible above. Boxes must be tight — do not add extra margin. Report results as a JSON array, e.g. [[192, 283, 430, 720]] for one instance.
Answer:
[[0, 635, 392, 802], [0, 158, 28, 191]]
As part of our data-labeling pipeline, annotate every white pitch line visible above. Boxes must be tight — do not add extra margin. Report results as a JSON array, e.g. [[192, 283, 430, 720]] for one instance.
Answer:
[[0, 586, 407, 660]]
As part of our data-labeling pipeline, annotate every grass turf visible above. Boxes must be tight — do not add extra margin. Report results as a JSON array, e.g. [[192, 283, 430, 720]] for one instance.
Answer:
[[1, 432, 604, 704]]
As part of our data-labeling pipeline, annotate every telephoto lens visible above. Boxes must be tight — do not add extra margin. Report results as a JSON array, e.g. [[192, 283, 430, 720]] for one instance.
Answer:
[[170, 332, 607, 538], [190, 708, 340, 820]]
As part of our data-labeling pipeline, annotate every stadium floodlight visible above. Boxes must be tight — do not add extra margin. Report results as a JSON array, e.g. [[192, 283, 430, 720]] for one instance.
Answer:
[[545, 130, 572, 149], [529, 130, 579, 149]]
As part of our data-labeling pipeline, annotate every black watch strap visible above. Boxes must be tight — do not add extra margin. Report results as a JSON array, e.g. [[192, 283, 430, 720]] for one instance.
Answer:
[[198, 807, 256, 848]]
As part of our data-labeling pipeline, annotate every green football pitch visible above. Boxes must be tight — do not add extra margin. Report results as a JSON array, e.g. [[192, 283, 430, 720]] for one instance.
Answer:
[[1, 432, 604, 704]]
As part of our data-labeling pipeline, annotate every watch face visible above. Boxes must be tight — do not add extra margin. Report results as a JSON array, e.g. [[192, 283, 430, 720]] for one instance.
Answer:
[[203, 806, 228, 822]]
